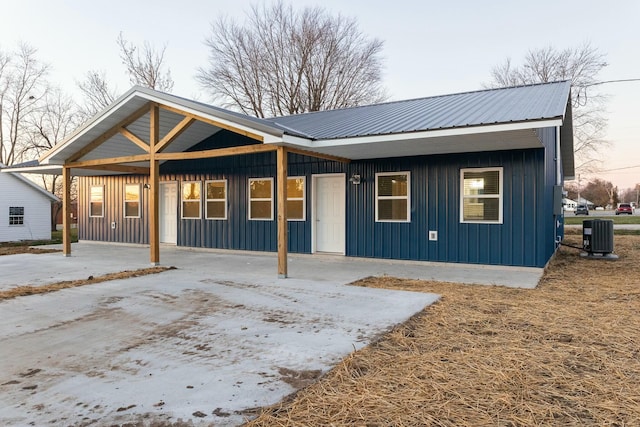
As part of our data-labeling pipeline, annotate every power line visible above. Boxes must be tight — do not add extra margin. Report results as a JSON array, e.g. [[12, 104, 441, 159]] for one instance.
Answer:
[[599, 164, 640, 172]]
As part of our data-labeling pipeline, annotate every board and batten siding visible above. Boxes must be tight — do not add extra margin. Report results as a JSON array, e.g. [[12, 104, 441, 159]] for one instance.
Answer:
[[77, 126, 561, 268], [0, 172, 54, 242]]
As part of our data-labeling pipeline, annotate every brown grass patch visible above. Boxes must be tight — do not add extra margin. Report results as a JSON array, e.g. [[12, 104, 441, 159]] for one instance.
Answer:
[[0, 266, 175, 301], [0, 246, 61, 256], [247, 235, 640, 426]]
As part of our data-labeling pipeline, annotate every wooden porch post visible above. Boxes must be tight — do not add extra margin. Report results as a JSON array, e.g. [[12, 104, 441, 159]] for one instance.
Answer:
[[277, 146, 288, 278], [62, 166, 71, 257], [149, 104, 160, 265]]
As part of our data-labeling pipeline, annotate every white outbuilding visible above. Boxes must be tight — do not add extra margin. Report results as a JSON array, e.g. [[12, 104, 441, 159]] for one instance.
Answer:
[[0, 163, 59, 242]]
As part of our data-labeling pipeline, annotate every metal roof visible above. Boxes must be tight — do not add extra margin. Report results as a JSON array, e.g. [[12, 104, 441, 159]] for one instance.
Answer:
[[268, 81, 571, 140]]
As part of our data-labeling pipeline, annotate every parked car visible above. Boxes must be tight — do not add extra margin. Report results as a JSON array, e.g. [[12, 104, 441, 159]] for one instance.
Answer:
[[615, 203, 633, 215], [575, 204, 589, 215]]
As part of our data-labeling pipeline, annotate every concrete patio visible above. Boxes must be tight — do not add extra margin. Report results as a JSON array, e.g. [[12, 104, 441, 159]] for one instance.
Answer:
[[0, 243, 541, 426]]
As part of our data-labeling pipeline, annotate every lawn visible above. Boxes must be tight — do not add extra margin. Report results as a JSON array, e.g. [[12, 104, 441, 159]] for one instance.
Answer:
[[564, 213, 640, 225], [247, 234, 640, 426], [0, 229, 78, 256]]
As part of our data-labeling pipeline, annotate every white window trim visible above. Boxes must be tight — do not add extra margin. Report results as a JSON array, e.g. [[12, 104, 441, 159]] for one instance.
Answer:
[[89, 185, 104, 218], [181, 181, 202, 220], [124, 183, 141, 218], [459, 167, 503, 224], [9, 206, 24, 226], [248, 177, 274, 221], [205, 179, 228, 220], [287, 176, 306, 222], [375, 171, 411, 223]]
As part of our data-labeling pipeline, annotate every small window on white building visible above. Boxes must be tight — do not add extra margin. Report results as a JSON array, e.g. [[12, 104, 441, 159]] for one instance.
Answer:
[[205, 180, 227, 220], [90, 186, 104, 217], [9, 207, 24, 225], [287, 177, 305, 221], [249, 178, 273, 220], [376, 172, 410, 222], [124, 184, 141, 218], [460, 167, 503, 223], [182, 181, 201, 219]]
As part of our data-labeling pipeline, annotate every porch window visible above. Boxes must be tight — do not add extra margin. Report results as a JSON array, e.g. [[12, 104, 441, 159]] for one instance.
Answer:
[[205, 180, 227, 220], [376, 172, 410, 222], [90, 185, 104, 217], [460, 167, 503, 223], [287, 177, 305, 221], [9, 207, 24, 225], [249, 178, 273, 220], [182, 181, 201, 219], [124, 184, 140, 218]]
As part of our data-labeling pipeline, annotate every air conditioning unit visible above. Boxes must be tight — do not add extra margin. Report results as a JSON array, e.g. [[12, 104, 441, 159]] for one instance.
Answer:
[[582, 219, 614, 257]]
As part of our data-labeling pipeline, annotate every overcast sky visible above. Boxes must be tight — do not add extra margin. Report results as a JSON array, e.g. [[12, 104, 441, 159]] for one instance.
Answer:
[[2, 0, 638, 189]]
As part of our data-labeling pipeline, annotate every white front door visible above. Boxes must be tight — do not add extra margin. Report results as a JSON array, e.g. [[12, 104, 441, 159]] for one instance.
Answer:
[[159, 182, 177, 244], [314, 174, 346, 254]]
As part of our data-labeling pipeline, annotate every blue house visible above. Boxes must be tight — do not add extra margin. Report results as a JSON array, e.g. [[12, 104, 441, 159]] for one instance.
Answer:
[[17, 81, 574, 275]]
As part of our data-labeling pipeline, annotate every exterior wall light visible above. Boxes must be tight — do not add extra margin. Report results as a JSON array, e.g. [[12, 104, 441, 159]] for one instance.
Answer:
[[349, 174, 362, 185]]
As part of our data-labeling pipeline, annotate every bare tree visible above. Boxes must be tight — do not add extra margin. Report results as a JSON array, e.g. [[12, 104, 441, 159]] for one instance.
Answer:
[[486, 43, 609, 175], [197, 1, 386, 118], [117, 32, 174, 92], [0, 43, 50, 166], [76, 70, 118, 120], [22, 87, 82, 230], [76, 34, 174, 119]]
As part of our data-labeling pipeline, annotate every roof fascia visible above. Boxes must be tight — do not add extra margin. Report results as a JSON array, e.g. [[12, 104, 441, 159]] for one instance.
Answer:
[[277, 118, 563, 149], [40, 87, 287, 165]]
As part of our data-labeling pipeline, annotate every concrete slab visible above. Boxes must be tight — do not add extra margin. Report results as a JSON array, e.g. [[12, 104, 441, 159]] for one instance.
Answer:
[[0, 243, 443, 426], [0, 242, 544, 291], [0, 243, 542, 425]]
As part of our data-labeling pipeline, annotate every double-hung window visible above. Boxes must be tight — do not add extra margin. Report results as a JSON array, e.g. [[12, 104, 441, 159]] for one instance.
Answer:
[[376, 172, 410, 222], [287, 177, 305, 221], [90, 186, 104, 217], [249, 178, 273, 220], [182, 181, 201, 219], [206, 180, 227, 220], [460, 167, 503, 223], [9, 207, 24, 225], [124, 184, 141, 218]]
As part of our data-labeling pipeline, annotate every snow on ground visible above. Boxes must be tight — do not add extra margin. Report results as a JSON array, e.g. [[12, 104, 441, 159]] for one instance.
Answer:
[[0, 245, 439, 426]]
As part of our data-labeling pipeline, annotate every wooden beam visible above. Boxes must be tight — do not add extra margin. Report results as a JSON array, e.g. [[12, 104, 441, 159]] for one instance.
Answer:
[[73, 164, 150, 174], [149, 104, 160, 266], [159, 104, 265, 142], [154, 116, 196, 153], [67, 154, 150, 168], [155, 143, 277, 161], [62, 166, 71, 257], [285, 146, 351, 164], [67, 102, 152, 163], [277, 146, 288, 278], [119, 128, 150, 152]]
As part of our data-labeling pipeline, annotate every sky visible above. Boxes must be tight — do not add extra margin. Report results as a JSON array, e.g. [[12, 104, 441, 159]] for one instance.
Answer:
[[1, 0, 638, 189]]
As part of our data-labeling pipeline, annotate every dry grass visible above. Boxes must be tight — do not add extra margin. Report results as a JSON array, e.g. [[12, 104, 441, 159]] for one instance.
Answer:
[[247, 235, 640, 426], [0, 246, 60, 256], [0, 267, 174, 301]]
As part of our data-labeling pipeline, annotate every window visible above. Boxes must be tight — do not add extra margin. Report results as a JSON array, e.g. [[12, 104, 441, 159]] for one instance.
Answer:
[[182, 181, 201, 219], [249, 178, 273, 220], [460, 167, 503, 223], [9, 207, 24, 225], [205, 180, 227, 220], [376, 172, 410, 222], [287, 177, 305, 221], [124, 184, 141, 218], [90, 186, 104, 217]]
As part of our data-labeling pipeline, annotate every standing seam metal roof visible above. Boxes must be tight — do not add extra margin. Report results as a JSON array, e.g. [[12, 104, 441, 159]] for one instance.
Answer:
[[267, 81, 571, 140]]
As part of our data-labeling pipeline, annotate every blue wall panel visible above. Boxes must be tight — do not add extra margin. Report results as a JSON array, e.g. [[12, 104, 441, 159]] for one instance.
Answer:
[[78, 127, 561, 267]]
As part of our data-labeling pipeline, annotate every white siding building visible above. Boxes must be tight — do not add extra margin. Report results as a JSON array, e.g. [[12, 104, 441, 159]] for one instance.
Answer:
[[0, 164, 59, 242]]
